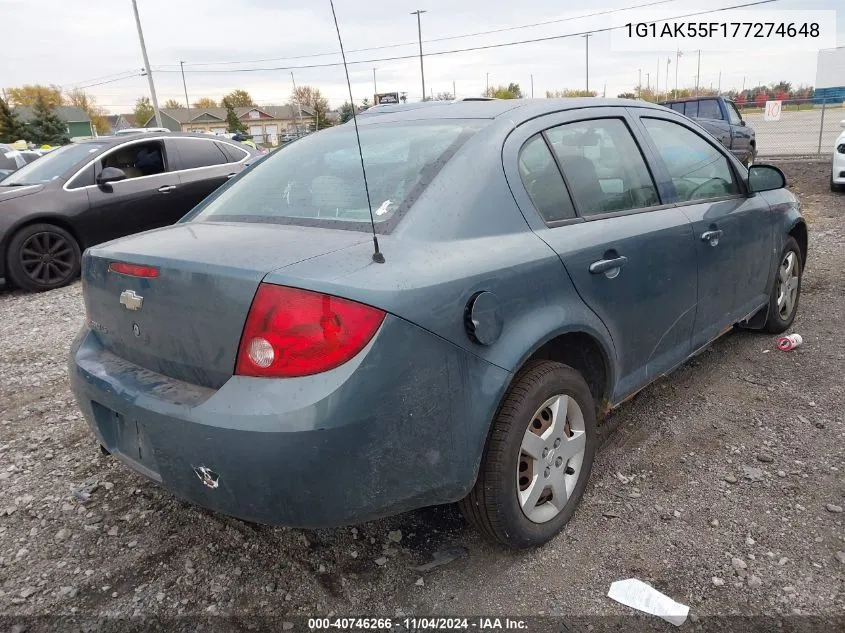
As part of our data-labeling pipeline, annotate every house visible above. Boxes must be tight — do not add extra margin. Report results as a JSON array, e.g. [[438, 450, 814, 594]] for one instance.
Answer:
[[13, 105, 94, 138], [103, 114, 135, 134], [144, 106, 316, 145]]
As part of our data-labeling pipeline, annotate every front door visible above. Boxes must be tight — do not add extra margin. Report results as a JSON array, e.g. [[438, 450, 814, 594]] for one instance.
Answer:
[[506, 110, 699, 401], [83, 139, 182, 245], [633, 113, 773, 351]]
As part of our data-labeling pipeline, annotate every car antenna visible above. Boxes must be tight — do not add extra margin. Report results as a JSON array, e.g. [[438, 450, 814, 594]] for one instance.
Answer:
[[328, 0, 385, 264]]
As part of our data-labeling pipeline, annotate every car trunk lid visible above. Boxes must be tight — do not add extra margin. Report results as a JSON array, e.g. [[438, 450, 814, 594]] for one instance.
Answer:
[[82, 222, 369, 388]]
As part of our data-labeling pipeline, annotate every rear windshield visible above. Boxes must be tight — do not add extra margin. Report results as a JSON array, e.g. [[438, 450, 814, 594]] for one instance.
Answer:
[[189, 121, 484, 232]]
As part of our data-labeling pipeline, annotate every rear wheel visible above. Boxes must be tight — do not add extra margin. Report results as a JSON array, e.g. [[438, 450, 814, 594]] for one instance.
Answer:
[[459, 360, 596, 549], [764, 236, 802, 334], [831, 175, 845, 193], [744, 145, 757, 167], [6, 223, 81, 292]]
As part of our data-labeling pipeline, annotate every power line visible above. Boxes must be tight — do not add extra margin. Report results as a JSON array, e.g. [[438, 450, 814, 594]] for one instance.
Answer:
[[72, 73, 144, 90], [155, 0, 780, 75], [161, 0, 685, 69], [61, 69, 141, 88]]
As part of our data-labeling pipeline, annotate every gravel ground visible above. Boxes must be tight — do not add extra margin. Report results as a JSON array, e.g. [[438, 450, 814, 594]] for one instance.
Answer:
[[0, 161, 843, 630]]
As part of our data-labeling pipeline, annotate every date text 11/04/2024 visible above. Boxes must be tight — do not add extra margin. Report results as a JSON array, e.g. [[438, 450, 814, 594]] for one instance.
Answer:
[[308, 617, 528, 630], [625, 22, 819, 38]]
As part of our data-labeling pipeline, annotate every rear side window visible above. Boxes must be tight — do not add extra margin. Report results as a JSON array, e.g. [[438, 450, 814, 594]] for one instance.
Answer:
[[0, 152, 17, 170], [174, 139, 227, 169], [216, 142, 249, 163], [545, 118, 660, 217], [697, 99, 723, 120], [190, 121, 484, 232], [642, 118, 739, 202], [670, 103, 685, 113], [518, 135, 575, 223], [684, 101, 699, 118]]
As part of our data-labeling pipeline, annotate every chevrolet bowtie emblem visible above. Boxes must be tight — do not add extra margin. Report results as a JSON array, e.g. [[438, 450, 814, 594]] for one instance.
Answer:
[[119, 290, 143, 311]]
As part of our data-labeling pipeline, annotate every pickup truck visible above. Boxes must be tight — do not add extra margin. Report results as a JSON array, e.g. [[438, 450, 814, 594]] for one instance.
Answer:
[[660, 96, 756, 166]]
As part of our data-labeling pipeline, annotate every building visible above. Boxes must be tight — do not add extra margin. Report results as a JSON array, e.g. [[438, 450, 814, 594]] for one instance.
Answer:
[[813, 46, 845, 104], [103, 114, 135, 134], [13, 105, 94, 138], [144, 106, 315, 145]]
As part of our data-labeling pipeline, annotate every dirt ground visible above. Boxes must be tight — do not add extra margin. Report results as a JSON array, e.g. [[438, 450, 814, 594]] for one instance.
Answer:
[[0, 161, 843, 631]]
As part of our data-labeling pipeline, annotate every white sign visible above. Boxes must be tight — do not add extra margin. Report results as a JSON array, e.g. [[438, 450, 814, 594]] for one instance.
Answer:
[[764, 100, 783, 122]]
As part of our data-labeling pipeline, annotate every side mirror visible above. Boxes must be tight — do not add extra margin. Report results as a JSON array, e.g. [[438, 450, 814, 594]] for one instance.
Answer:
[[97, 166, 127, 186], [748, 165, 787, 193]]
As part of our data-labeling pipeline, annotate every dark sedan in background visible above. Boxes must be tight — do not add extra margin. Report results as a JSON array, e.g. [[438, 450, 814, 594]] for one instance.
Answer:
[[0, 133, 258, 291]]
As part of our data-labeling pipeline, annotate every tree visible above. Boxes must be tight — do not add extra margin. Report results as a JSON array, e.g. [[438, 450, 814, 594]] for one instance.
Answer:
[[222, 98, 247, 134], [617, 92, 637, 99], [339, 101, 354, 124], [290, 85, 331, 129], [25, 95, 70, 145], [360, 97, 371, 110], [484, 83, 522, 99], [134, 97, 155, 126], [65, 87, 108, 135], [754, 92, 768, 108], [164, 99, 184, 108], [546, 89, 597, 98], [6, 84, 64, 107], [192, 97, 217, 108], [223, 90, 255, 107], [434, 91, 454, 101], [0, 98, 26, 142]]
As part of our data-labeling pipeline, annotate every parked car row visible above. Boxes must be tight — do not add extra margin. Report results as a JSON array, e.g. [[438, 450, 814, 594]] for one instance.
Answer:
[[0, 133, 259, 290], [67, 98, 806, 548], [0, 144, 47, 178]]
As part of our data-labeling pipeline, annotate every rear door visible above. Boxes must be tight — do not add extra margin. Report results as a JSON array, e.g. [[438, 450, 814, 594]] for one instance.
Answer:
[[632, 112, 773, 350], [81, 138, 182, 244], [505, 108, 698, 400], [166, 137, 247, 216], [695, 98, 733, 150]]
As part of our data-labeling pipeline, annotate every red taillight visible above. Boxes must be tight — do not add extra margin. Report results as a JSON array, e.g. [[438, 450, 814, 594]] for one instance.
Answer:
[[108, 262, 160, 278], [235, 284, 385, 378]]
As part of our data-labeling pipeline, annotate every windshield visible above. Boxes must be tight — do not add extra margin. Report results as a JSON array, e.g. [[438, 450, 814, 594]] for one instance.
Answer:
[[0, 142, 108, 186], [189, 121, 484, 232]]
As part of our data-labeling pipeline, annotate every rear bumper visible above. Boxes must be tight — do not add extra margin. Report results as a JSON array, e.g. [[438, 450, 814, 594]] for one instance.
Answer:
[[70, 315, 509, 527]]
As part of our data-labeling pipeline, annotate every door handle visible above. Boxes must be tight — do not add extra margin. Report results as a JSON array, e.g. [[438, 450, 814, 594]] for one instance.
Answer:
[[157, 185, 176, 193], [589, 255, 628, 276], [701, 229, 723, 245], [227, 173, 237, 179]]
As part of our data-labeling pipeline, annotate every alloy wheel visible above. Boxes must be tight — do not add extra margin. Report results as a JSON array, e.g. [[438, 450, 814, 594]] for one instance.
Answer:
[[517, 394, 587, 523], [776, 251, 799, 320], [18, 231, 76, 286]]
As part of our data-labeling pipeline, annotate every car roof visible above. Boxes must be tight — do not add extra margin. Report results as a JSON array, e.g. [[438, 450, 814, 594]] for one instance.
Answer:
[[354, 98, 668, 125], [75, 132, 255, 147]]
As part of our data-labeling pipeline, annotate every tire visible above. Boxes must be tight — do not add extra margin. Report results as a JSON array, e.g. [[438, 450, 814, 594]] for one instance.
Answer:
[[831, 176, 845, 193], [744, 145, 757, 167], [6, 223, 81, 292], [459, 360, 597, 549], [764, 236, 802, 334]]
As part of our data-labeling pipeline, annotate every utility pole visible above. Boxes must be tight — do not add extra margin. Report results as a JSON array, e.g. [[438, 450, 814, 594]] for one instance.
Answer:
[[290, 71, 304, 136], [602, 83, 606, 98], [530, 74, 534, 98], [411, 10, 427, 102], [373, 68, 377, 100], [638, 68, 642, 98], [646, 72, 650, 92], [718, 71, 722, 95], [665, 57, 670, 101], [675, 50, 681, 98], [486, 72, 489, 96], [453, 80, 456, 99], [583, 34, 591, 93], [131, 0, 162, 127], [656, 58, 660, 101], [695, 50, 701, 96], [179, 61, 191, 129]]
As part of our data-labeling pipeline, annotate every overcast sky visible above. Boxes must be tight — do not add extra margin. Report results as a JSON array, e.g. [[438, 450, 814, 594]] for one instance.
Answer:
[[2, 0, 842, 114]]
